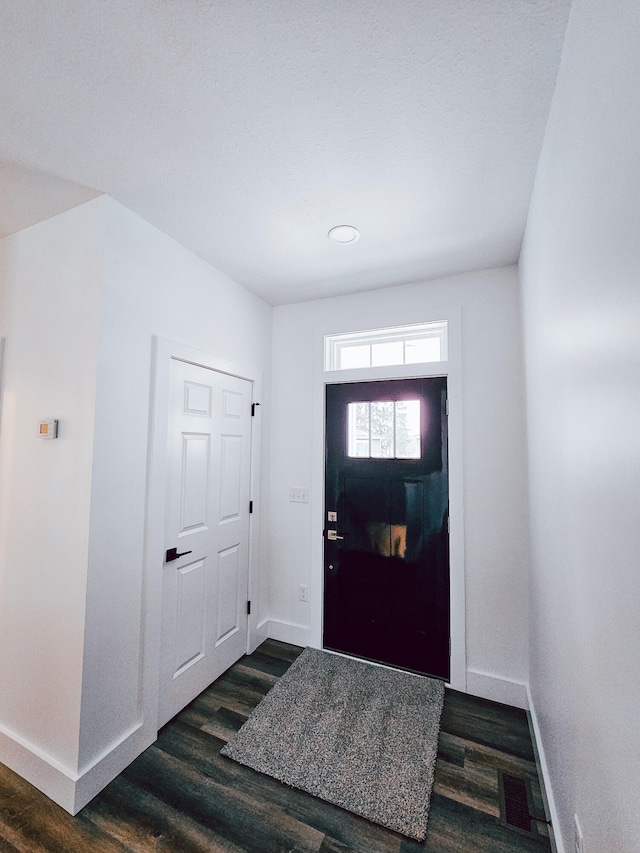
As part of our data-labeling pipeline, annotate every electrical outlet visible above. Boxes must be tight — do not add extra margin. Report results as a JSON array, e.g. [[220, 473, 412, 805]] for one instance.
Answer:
[[299, 584, 309, 602], [289, 487, 309, 503], [574, 814, 584, 853]]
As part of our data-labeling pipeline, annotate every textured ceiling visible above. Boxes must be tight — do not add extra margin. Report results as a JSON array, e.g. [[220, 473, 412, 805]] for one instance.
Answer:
[[0, 1, 571, 305]]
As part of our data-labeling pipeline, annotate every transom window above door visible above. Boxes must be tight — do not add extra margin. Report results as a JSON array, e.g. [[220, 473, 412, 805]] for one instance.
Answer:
[[347, 400, 420, 459], [325, 321, 448, 371]]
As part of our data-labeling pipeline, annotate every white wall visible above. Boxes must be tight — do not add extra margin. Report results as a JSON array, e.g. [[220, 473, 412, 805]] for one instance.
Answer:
[[0, 196, 273, 811], [269, 266, 530, 701], [519, 1, 640, 850], [0, 200, 105, 798], [78, 199, 273, 793]]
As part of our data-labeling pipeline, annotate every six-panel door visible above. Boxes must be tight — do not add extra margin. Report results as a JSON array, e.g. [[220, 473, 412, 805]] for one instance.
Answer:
[[159, 359, 252, 726]]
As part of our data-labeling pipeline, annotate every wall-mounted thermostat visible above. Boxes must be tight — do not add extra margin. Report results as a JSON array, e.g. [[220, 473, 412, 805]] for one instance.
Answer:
[[37, 419, 58, 439]]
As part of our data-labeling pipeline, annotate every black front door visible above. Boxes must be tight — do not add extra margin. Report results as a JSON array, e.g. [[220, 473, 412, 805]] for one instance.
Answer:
[[323, 377, 449, 679]]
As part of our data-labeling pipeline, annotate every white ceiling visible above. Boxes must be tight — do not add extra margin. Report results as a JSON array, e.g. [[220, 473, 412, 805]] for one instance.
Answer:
[[0, 1, 571, 305]]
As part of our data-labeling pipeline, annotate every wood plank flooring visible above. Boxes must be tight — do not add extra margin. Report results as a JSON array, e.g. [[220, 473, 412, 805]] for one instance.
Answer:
[[0, 641, 553, 852]]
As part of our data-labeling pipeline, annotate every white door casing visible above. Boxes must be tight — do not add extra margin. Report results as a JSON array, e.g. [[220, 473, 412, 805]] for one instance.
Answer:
[[158, 358, 252, 726], [308, 307, 465, 692]]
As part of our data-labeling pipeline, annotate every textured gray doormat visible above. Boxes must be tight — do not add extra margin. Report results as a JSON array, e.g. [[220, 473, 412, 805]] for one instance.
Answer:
[[221, 647, 445, 840]]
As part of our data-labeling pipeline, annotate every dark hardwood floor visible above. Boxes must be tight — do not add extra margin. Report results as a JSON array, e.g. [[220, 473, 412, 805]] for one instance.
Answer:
[[0, 641, 553, 852]]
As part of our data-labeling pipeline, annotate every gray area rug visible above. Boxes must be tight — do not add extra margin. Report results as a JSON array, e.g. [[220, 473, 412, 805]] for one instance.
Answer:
[[221, 647, 445, 840]]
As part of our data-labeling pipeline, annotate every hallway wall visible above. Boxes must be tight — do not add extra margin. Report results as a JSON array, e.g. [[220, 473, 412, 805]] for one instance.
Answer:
[[0, 200, 105, 792], [0, 196, 273, 811], [520, 0, 640, 850], [269, 266, 530, 702]]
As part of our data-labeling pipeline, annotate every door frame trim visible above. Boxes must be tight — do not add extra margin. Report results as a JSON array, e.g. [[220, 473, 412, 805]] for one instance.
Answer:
[[309, 307, 466, 692], [143, 336, 263, 734]]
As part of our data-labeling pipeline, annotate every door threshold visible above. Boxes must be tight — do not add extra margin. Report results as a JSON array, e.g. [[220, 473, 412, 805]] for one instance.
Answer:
[[321, 644, 448, 683]]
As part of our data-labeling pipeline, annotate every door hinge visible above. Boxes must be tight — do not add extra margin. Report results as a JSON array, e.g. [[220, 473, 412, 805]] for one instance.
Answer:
[[251, 402, 261, 416], [249, 500, 253, 514], [247, 600, 251, 615], [445, 397, 450, 416], [449, 637, 451, 657]]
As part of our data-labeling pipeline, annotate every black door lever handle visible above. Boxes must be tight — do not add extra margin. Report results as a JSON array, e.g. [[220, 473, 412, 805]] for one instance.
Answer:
[[165, 547, 193, 563]]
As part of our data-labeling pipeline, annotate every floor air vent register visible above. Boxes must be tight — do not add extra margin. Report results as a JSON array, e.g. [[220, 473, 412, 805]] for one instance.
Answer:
[[499, 772, 551, 838]]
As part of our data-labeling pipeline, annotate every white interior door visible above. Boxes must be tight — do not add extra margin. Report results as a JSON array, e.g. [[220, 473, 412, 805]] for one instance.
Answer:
[[158, 358, 252, 727]]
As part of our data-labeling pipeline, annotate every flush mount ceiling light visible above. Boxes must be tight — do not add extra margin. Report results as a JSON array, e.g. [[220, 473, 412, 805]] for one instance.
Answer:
[[328, 224, 360, 244]]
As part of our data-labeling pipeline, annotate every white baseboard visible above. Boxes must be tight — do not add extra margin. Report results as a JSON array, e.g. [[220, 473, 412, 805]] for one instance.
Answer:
[[73, 722, 154, 813], [526, 684, 565, 853], [0, 719, 155, 815], [466, 668, 529, 710], [250, 617, 271, 653], [262, 618, 311, 648], [0, 723, 78, 812]]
